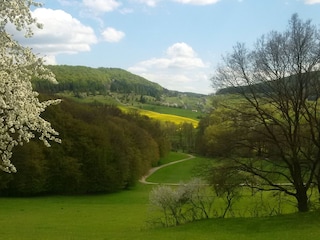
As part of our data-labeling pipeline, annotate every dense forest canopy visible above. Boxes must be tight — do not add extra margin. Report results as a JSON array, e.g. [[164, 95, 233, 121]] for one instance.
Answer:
[[33, 65, 165, 98], [0, 97, 171, 195]]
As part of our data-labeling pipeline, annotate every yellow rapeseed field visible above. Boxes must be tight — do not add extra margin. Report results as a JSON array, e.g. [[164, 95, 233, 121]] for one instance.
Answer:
[[119, 106, 198, 127]]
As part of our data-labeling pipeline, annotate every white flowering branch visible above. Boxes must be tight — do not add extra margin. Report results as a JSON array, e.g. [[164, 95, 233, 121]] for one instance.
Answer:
[[0, 0, 60, 173]]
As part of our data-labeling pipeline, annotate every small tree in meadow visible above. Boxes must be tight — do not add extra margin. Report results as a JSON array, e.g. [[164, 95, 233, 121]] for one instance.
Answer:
[[149, 178, 214, 227]]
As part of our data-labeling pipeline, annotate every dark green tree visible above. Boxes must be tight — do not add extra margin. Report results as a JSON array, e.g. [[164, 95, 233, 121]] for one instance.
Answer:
[[0, 97, 167, 195], [6, 141, 47, 195]]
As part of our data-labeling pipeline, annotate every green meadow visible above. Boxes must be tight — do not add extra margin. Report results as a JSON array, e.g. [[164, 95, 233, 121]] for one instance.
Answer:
[[0, 153, 319, 239], [157, 151, 189, 165], [147, 155, 210, 183]]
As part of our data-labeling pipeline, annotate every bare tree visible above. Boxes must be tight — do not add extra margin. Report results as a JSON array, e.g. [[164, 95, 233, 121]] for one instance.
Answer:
[[212, 14, 320, 212], [208, 165, 243, 218]]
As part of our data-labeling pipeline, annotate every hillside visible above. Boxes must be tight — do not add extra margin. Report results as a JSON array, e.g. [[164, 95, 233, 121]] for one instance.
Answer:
[[33, 65, 163, 97], [216, 71, 320, 98], [33, 65, 211, 119]]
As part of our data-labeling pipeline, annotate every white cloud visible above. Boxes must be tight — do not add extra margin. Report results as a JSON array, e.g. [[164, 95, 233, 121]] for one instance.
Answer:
[[133, 42, 207, 70], [102, 27, 125, 42], [135, 0, 161, 7], [173, 0, 220, 5], [119, 8, 134, 14], [57, 0, 78, 6], [166, 42, 196, 58], [128, 42, 212, 94], [304, 0, 320, 4], [12, 8, 97, 62], [83, 0, 121, 12], [136, 0, 219, 6]]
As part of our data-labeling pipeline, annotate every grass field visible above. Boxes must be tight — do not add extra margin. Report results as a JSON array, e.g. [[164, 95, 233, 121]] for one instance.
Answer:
[[158, 151, 191, 165], [0, 152, 319, 239], [147, 156, 210, 183]]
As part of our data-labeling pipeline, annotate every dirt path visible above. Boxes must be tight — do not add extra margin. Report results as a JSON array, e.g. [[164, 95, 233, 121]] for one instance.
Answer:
[[139, 154, 196, 185]]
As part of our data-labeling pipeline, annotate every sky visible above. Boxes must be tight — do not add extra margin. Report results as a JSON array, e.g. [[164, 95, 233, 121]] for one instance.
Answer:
[[11, 0, 320, 94]]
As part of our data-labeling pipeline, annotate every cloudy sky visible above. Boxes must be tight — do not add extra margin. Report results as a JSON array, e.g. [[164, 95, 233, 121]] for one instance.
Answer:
[[12, 0, 320, 94]]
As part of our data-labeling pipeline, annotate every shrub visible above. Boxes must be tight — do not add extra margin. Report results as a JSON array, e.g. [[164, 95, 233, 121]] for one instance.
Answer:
[[149, 178, 214, 227]]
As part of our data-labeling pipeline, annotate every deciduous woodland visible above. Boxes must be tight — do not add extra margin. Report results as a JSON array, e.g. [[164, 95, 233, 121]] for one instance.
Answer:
[[0, 97, 171, 195]]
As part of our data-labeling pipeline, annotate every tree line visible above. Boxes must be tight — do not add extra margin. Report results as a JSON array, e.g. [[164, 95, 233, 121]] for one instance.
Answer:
[[0, 96, 171, 196]]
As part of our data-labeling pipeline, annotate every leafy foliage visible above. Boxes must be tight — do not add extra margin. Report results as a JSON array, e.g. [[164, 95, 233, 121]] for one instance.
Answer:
[[33, 65, 164, 98], [0, 97, 171, 195]]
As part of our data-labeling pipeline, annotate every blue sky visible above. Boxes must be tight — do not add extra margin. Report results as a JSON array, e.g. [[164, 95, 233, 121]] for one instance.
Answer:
[[15, 0, 320, 94]]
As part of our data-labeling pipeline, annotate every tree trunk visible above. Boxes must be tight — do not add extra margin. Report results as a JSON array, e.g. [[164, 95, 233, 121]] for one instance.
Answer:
[[317, 171, 320, 202], [296, 188, 309, 212]]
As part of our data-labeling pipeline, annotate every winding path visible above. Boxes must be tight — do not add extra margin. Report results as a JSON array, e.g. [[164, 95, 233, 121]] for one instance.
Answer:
[[139, 154, 195, 185]]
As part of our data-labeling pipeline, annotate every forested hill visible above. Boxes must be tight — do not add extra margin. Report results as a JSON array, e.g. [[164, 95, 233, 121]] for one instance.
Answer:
[[33, 65, 206, 100], [216, 71, 320, 97], [33, 65, 164, 98]]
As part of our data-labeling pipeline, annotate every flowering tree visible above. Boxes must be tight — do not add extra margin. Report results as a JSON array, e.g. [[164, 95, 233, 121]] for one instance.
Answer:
[[0, 0, 60, 173], [149, 179, 214, 226]]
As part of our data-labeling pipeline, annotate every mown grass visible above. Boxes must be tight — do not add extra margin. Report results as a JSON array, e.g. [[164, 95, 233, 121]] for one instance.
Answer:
[[159, 211, 320, 240], [147, 156, 211, 183], [0, 185, 153, 240], [0, 185, 318, 240], [0, 152, 319, 239], [158, 151, 191, 165]]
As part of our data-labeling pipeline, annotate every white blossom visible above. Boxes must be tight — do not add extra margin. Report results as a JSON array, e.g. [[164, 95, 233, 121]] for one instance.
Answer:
[[0, 0, 60, 173]]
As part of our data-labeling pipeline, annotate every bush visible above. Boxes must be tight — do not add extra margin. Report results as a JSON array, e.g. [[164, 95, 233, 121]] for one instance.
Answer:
[[149, 178, 214, 227]]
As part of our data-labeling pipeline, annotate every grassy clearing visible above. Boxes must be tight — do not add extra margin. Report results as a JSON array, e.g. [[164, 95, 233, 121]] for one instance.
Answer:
[[0, 152, 319, 239], [0, 185, 318, 240], [147, 156, 211, 183], [158, 211, 320, 240], [0, 184, 153, 240], [158, 151, 191, 165]]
